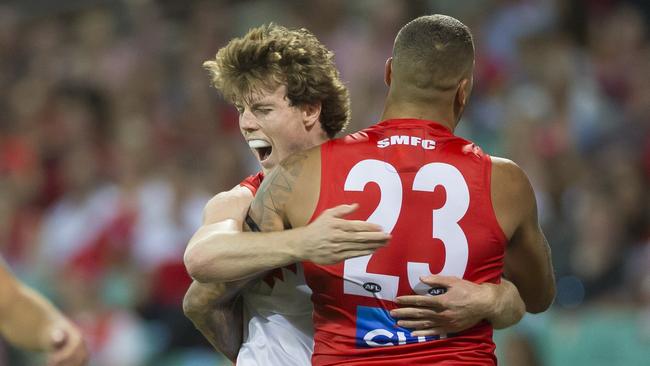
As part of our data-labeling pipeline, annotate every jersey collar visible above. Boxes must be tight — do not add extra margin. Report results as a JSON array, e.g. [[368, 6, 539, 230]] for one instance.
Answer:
[[376, 118, 454, 134]]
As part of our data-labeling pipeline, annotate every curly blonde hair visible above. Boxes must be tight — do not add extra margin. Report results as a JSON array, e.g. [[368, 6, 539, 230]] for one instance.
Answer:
[[204, 24, 350, 138]]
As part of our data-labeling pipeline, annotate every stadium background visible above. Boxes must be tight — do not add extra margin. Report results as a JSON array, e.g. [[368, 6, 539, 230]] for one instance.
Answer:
[[1, 0, 649, 365]]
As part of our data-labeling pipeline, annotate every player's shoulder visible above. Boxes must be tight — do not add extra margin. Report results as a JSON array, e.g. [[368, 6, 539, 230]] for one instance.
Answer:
[[207, 185, 254, 207], [490, 156, 535, 209], [490, 156, 527, 182], [203, 185, 254, 220]]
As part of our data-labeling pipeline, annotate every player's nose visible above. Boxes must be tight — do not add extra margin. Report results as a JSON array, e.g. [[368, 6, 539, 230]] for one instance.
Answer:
[[239, 110, 259, 133]]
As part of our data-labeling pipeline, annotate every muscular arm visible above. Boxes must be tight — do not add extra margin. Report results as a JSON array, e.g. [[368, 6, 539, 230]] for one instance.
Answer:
[[185, 181, 388, 284], [0, 263, 62, 350], [492, 157, 555, 313], [184, 186, 271, 283], [0, 260, 87, 365], [182, 186, 253, 361], [183, 182, 388, 359], [183, 280, 246, 362], [483, 278, 526, 328]]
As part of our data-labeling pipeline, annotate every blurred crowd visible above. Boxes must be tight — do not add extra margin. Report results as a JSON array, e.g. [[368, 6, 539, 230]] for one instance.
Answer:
[[0, 0, 649, 365]]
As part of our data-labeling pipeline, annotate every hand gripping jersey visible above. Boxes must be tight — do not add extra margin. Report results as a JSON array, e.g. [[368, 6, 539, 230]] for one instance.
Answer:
[[237, 172, 314, 366], [304, 119, 507, 366]]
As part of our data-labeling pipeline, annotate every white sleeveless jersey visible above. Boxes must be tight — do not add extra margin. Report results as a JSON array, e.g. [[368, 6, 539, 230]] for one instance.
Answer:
[[236, 263, 314, 366]]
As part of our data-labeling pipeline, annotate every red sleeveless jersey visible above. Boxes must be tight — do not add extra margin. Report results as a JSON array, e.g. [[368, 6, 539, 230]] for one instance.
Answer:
[[304, 119, 507, 365]]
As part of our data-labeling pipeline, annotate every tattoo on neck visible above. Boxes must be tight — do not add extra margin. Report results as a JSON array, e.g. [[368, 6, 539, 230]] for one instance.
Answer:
[[249, 152, 308, 231]]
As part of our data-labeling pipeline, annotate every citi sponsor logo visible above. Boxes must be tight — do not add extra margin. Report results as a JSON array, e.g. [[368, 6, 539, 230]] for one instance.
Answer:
[[355, 306, 439, 348], [377, 135, 436, 150]]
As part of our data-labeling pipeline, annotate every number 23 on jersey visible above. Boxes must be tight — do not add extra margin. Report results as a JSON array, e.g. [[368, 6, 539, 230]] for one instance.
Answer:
[[342, 159, 470, 301]]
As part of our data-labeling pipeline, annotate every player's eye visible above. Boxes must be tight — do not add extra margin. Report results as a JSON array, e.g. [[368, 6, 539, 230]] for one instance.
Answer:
[[235, 105, 244, 114]]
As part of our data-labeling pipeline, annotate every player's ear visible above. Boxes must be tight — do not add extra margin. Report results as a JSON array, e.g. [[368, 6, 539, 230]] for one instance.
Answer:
[[301, 102, 322, 129], [384, 57, 393, 87], [456, 77, 472, 109], [454, 77, 473, 122]]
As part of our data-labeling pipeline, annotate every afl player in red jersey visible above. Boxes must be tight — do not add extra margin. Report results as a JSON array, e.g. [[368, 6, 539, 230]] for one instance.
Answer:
[[248, 15, 555, 365]]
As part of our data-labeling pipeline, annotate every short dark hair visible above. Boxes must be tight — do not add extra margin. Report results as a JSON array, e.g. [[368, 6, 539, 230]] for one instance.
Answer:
[[204, 24, 350, 138], [392, 15, 474, 91]]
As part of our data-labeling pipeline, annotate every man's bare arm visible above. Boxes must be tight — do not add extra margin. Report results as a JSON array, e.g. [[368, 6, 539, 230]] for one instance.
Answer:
[[504, 220, 555, 313], [0, 260, 88, 365], [492, 157, 556, 313], [183, 186, 271, 361], [185, 177, 389, 284], [182, 187, 252, 361], [183, 181, 389, 359], [481, 278, 526, 328], [183, 281, 246, 362]]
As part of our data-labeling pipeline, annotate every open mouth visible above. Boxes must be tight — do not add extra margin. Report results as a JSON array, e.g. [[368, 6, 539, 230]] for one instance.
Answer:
[[248, 139, 273, 162]]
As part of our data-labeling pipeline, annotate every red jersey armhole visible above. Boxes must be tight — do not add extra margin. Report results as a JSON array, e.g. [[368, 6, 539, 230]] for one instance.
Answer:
[[484, 154, 508, 245], [307, 143, 330, 224]]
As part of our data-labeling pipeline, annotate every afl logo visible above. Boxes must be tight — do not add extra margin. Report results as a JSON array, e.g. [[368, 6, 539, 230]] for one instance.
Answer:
[[363, 282, 382, 293], [428, 287, 447, 296]]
